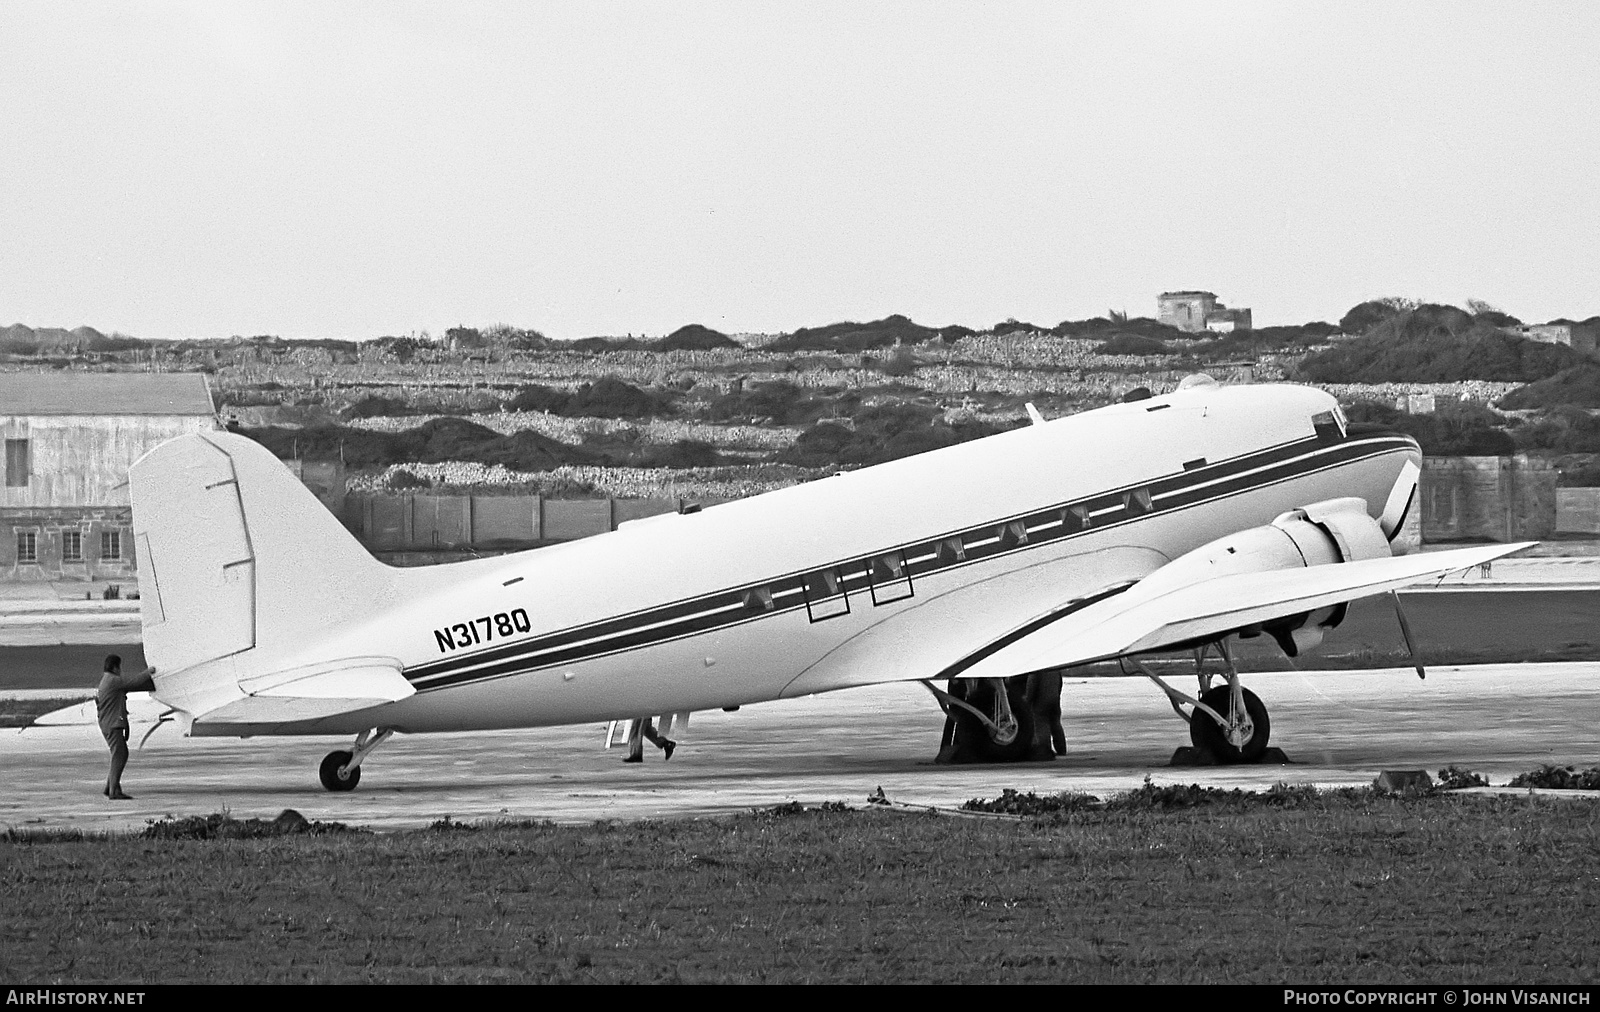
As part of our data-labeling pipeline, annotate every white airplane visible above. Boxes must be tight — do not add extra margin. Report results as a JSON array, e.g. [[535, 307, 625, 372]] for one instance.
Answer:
[[127, 378, 1526, 791]]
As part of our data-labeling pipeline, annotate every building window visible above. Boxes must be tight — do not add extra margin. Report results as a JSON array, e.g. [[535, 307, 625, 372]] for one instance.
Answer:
[[4, 439, 28, 487], [17, 531, 36, 564], [101, 530, 122, 561], [62, 530, 82, 562]]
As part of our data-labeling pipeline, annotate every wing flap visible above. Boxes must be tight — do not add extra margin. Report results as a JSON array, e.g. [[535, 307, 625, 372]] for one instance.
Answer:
[[956, 542, 1531, 680]]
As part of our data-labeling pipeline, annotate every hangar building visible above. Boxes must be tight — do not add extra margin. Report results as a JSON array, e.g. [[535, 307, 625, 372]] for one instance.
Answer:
[[1, 372, 219, 582]]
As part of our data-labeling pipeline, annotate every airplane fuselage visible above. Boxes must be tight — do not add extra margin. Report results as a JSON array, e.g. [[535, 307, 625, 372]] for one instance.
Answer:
[[205, 383, 1418, 737]]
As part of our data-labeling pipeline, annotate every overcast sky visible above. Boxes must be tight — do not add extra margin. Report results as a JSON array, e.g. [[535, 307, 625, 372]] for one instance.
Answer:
[[2, 2, 1597, 340]]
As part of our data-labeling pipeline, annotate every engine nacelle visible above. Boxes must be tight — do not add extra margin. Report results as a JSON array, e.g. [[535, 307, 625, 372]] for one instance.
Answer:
[[1134, 497, 1393, 657]]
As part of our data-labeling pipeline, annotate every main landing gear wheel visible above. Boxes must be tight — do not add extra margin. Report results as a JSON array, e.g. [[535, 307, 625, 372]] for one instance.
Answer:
[[319, 750, 361, 792], [953, 682, 1037, 763], [1189, 686, 1270, 763]]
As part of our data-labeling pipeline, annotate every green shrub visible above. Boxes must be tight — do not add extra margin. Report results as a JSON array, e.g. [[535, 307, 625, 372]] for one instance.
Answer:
[[386, 468, 430, 490], [1344, 400, 1516, 455], [1299, 307, 1582, 383], [963, 788, 1102, 815], [1437, 765, 1490, 789], [1499, 363, 1600, 410], [1511, 405, 1600, 452], [508, 384, 571, 413], [642, 439, 721, 468], [566, 377, 669, 418], [1507, 765, 1600, 790], [707, 380, 844, 426], [343, 395, 413, 419], [767, 314, 945, 353], [656, 324, 738, 351]]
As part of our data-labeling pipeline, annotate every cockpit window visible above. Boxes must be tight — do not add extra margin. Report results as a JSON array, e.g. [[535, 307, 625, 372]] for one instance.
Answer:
[[1312, 409, 1346, 442]]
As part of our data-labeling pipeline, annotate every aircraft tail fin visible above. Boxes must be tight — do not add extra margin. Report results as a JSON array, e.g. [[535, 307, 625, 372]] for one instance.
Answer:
[[130, 431, 397, 679]]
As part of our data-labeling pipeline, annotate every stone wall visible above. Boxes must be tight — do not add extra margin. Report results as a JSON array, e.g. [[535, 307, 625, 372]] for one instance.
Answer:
[[1419, 455, 1555, 542]]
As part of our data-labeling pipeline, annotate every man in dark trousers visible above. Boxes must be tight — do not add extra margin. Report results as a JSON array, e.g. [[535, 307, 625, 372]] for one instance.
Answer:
[[96, 654, 155, 799], [623, 716, 676, 763]]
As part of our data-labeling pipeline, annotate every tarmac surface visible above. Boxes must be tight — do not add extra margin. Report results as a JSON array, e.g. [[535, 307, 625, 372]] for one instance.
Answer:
[[3, 663, 1597, 834], [4, 549, 1598, 834]]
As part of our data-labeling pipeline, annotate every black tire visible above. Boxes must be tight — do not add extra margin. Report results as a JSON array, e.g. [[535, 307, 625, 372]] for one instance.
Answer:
[[1189, 686, 1270, 763], [319, 750, 361, 792], [953, 682, 1037, 763]]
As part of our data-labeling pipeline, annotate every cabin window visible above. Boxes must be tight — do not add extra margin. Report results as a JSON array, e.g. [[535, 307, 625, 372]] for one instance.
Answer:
[[998, 520, 1029, 550], [1122, 487, 1154, 517], [935, 536, 966, 567], [16, 531, 36, 564], [62, 530, 82, 563], [101, 530, 122, 561], [742, 586, 775, 614], [4, 440, 27, 487], [802, 566, 850, 622], [868, 550, 914, 605]]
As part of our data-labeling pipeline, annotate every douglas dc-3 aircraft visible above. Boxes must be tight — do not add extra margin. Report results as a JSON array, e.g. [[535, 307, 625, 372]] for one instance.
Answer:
[[126, 378, 1526, 791]]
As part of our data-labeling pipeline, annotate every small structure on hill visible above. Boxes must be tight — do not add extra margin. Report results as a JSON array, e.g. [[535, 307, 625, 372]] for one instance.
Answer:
[[1398, 392, 1437, 415], [1501, 323, 1598, 357], [1157, 291, 1253, 334], [1, 373, 219, 582]]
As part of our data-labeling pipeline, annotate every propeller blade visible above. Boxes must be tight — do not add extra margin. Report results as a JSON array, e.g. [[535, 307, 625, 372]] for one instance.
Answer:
[[1390, 590, 1425, 680]]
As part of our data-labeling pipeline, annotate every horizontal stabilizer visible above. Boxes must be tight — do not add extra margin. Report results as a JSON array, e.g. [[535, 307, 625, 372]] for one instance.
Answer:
[[198, 695, 403, 728], [29, 693, 164, 728], [195, 657, 413, 731], [956, 542, 1531, 679], [237, 657, 415, 700]]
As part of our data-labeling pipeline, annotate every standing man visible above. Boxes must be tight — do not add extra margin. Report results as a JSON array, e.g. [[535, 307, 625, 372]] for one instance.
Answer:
[[97, 654, 155, 800]]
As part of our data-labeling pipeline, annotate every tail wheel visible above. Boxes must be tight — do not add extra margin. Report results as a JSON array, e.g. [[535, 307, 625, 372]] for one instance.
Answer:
[[319, 750, 361, 792], [1189, 686, 1270, 763]]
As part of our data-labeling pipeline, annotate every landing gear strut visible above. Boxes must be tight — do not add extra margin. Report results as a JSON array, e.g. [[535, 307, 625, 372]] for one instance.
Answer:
[[1132, 640, 1276, 764], [925, 676, 1048, 764], [319, 728, 393, 792]]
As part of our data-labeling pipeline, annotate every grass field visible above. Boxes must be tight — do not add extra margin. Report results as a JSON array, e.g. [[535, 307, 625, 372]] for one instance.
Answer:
[[3, 791, 1597, 984]]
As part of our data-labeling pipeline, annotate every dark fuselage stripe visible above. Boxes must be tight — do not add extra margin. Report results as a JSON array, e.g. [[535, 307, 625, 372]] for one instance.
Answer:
[[406, 434, 1414, 691]]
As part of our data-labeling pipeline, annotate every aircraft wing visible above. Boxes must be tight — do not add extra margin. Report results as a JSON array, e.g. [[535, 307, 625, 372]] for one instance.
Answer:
[[953, 542, 1530, 680]]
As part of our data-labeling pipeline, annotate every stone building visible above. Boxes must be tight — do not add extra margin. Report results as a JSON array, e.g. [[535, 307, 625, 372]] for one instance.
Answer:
[[1502, 323, 1598, 357], [1158, 291, 1253, 333], [1, 373, 219, 582]]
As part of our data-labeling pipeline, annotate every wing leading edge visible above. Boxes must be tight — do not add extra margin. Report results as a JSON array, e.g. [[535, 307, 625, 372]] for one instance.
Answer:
[[953, 541, 1531, 680]]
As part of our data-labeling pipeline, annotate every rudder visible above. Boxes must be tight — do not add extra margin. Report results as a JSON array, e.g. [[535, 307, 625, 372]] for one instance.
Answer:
[[131, 431, 394, 677]]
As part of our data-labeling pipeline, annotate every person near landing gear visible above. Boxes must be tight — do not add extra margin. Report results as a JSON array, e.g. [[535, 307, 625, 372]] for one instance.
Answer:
[[623, 717, 676, 763], [96, 654, 155, 800]]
